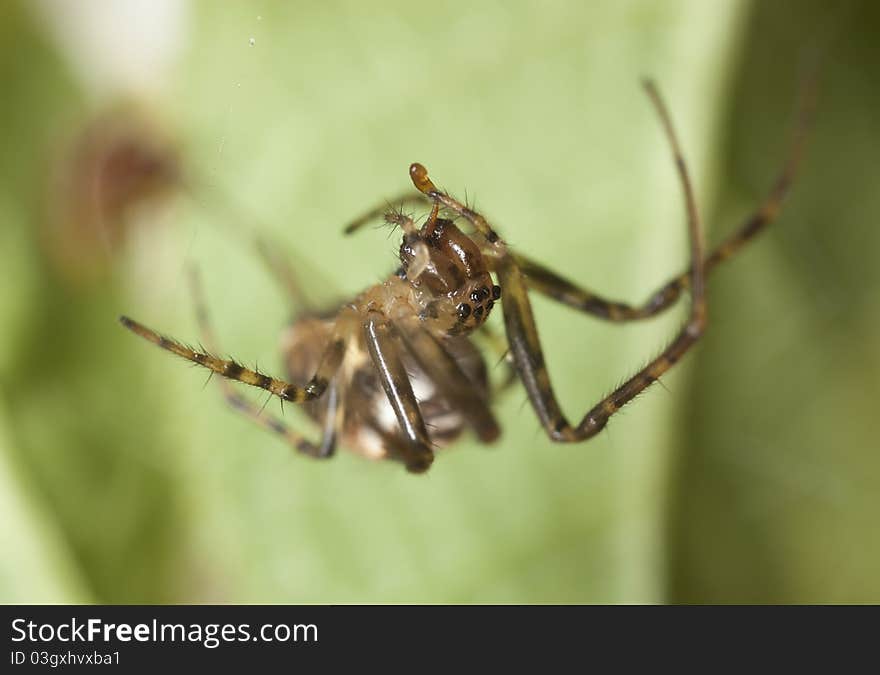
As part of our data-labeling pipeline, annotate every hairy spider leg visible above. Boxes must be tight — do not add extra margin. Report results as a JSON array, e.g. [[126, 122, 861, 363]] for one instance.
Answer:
[[396, 317, 500, 443], [253, 236, 317, 315], [409, 163, 504, 246], [410, 80, 707, 442], [119, 307, 354, 403], [342, 193, 429, 235], [187, 266, 338, 458], [507, 75, 815, 322], [363, 314, 435, 473]]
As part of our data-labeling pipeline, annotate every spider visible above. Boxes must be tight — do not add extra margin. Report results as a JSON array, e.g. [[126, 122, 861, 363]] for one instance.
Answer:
[[120, 80, 812, 473]]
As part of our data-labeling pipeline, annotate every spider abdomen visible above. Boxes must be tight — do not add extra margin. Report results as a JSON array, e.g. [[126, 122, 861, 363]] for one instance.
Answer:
[[281, 315, 490, 462]]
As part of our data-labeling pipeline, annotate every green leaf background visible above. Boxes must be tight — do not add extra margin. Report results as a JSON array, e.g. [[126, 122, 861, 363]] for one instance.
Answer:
[[0, 0, 877, 603]]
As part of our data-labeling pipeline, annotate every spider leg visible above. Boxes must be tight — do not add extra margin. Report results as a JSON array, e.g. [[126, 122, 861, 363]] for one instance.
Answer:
[[224, 372, 340, 458], [187, 267, 337, 458], [504, 76, 814, 322], [511, 79, 814, 321], [253, 236, 316, 315], [119, 308, 353, 404], [412, 80, 707, 442], [396, 318, 500, 443], [418, 73, 812, 326], [363, 314, 435, 473], [410, 163, 504, 245], [342, 193, 429, 235], [179, 174, 336, 315]]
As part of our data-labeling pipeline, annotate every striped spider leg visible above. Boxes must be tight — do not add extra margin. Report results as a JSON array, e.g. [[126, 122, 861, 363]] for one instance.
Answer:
[[187, 266, 340, 459], [508, 77, 815, 323], [407, 80, 709, 442]]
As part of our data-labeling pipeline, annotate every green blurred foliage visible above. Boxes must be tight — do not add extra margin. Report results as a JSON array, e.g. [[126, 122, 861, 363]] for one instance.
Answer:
[[0, 0, 876, 603], [670, 0, 880, 602]]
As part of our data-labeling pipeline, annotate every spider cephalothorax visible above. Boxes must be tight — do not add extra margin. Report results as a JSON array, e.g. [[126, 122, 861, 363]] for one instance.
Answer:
[[396, 198, 501, 336], [121, 79, 812, 473]]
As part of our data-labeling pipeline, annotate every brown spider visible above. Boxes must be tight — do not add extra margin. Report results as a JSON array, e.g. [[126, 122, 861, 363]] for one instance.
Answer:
[[120, 80, 811, 473]]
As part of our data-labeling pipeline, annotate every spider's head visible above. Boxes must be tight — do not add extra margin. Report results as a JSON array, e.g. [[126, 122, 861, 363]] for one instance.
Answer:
[[397, 210, 481, 293], [396, 163, 499, 333]]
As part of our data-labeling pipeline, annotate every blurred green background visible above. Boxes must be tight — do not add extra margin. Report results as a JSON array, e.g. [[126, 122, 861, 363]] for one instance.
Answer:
[[0, 0, 877, 603]]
